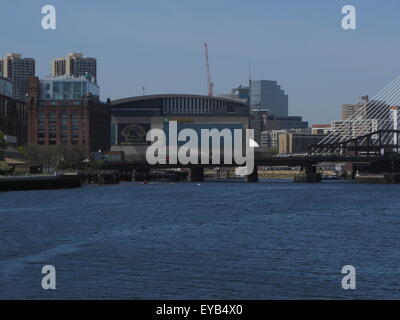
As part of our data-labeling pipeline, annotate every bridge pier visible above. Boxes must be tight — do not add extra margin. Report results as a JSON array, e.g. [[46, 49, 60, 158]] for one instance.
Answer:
[[246, 167, 259, 182], [190, 166, 204, 182], [294, 165, 321, 183], [133, 169, 151, 181]]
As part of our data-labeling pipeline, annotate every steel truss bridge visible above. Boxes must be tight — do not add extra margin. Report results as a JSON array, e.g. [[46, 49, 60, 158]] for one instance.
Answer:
[[309, 129, 400, 157]]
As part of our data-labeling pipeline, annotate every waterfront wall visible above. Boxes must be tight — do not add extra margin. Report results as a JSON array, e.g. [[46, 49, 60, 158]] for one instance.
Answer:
[[0, 175, 81, 191]]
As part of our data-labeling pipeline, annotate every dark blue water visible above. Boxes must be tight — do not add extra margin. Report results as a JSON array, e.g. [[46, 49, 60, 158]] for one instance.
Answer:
[[1, 180, 400, 299]]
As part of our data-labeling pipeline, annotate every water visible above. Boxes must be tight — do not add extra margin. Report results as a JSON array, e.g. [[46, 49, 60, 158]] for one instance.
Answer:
[[1, 180, 400, 299]]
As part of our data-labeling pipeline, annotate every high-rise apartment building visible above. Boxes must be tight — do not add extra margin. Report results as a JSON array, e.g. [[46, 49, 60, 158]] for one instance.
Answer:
[[51, 53, 97, 83], [342, 95, 370, 120], [250, 80, 288, 117], [331, 119, 379, 140], [1, 53, 35, 100]]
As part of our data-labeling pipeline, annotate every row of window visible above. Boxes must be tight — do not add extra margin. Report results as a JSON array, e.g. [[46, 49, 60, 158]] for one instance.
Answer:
[[38, 118, 80, 124], [38, 110, 82, 118], [38, 125, 82, 131], [38, 124, 83, 132], [38, 140, 82, 145], [162, 97, 227, 115], [38, 132, 81, 139]]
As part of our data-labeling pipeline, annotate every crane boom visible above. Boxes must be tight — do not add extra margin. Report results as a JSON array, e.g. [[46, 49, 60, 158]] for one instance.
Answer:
[[204, 43, 214, 96]]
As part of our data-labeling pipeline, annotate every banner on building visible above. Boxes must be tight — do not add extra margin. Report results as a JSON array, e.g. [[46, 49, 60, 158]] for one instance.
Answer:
[[118, 123, 150, 145]]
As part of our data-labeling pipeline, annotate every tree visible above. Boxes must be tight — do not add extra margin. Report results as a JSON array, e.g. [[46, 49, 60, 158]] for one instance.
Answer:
[[20, 145, 87, 173], [56, 145, 86, 169]]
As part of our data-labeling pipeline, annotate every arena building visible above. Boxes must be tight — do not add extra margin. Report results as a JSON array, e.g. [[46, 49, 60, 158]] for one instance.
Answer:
[[110, 94, 250, 160]]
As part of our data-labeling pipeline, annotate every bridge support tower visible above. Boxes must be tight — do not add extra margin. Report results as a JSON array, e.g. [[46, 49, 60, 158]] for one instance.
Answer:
[[246, 167, 259, 182], [190, 166, 205, 182], [295, 165, 321, 183]]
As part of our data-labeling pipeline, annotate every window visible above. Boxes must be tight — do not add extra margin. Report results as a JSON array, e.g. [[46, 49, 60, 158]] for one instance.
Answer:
[[53, 82, 60, 93], [73, 82, 81, 93], [62, 82, 72, 93]]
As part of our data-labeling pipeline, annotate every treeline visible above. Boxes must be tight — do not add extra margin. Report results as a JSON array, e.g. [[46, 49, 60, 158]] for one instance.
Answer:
[[17, 145, 103, 173]]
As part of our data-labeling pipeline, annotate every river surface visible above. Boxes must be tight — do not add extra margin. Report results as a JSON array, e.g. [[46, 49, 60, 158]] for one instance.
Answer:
[[0, 180, 400, 299]]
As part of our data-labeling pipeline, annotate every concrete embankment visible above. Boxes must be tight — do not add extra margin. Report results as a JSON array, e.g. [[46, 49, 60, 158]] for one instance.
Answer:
[[355, 173, 400, 184], [0, 175, 81, 191], [205, 169, 302, 180]]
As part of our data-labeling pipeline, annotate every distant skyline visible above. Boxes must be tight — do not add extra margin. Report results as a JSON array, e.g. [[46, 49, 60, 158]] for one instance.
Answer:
[[2, 0, 399, 124]]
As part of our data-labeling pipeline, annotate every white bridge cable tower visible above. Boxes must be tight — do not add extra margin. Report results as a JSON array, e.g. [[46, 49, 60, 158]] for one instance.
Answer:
[[315, 75, 400, 155]]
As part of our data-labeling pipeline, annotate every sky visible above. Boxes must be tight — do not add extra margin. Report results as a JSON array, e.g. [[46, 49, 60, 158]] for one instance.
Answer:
[[1, 0, 400, 124]]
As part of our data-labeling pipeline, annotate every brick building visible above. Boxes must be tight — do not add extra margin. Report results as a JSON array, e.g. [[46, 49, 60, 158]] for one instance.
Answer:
[[28, 76, 110, 155]]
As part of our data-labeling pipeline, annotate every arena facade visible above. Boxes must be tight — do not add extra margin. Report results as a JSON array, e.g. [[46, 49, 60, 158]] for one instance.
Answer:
[[110, 94, 250, 160]]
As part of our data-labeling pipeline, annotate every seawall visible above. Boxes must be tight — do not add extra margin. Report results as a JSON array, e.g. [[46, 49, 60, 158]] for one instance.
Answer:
[[0, 175, 82, 191]]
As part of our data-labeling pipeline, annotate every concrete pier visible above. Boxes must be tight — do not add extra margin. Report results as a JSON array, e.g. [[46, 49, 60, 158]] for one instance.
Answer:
[[294, 165, 321, 183], [190, 167, 204, 182], [246, 167, 259, 182], [133, 169, 151, 181], [355, 173, 400, 184]]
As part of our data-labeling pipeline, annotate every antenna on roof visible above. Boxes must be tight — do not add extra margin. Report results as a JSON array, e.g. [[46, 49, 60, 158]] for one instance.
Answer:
[[248, 62, 252, 86], [248, 62, 252, 105], [204, 43, 214, 96]]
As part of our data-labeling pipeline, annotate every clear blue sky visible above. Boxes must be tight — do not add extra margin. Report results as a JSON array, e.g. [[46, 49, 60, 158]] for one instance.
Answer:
[[2, 0, 399, 124]]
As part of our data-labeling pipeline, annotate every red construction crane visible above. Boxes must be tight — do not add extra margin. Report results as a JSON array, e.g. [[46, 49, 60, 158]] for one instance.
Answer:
[[204, 43, 214, 96]]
